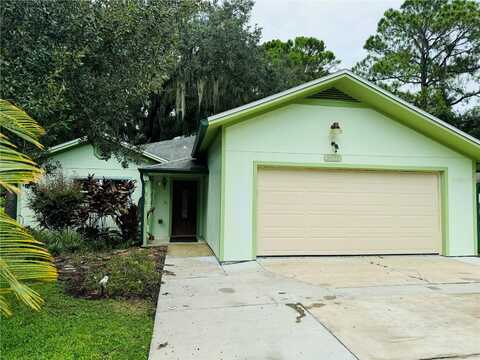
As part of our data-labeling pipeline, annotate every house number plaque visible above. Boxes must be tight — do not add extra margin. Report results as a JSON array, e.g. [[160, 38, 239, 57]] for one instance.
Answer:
[[324, 154, 342, 162]]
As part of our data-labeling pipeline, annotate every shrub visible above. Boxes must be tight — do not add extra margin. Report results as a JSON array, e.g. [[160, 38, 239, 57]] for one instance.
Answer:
[[28, 173, 139, 251], [29, 228, 86, 256], [78, 226, 124, 250], [64, 249, 164, 302], [115, 204, 140, 246], [28, 173, 84, 230], [78, 176, 136, 231]]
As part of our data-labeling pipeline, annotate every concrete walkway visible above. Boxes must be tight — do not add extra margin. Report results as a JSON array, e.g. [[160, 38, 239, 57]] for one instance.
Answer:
[[149, 251, 480, 360]]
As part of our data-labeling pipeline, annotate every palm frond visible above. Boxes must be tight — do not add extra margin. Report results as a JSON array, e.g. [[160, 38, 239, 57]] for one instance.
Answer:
[[0, 212, 57, 315], [0, 99, 56, 316], [0, 142, 44, 193], [0, 100, 44, 149]]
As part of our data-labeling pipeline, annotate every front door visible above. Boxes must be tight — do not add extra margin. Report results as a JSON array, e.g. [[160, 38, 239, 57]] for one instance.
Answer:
[[171, 180, 197, 242]]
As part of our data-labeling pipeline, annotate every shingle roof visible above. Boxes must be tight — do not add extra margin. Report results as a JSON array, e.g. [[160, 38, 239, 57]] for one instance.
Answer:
[[143, 135, 196, 162], [138, 158, 207, 174]]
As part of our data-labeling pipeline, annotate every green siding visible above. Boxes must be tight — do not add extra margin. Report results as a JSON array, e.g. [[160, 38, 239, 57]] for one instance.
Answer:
[[223, 102, 476, 261], [204, 133, 222, 257], [18, 143, 154, 227]]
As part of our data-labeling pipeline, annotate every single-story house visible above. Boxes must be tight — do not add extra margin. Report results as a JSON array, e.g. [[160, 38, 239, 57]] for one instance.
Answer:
[[16, 136, 192, 226], [19, 70, 480, 262]]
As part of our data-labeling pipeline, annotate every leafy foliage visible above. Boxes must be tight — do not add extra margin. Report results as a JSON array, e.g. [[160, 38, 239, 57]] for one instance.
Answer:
[[143, 0, 266, 140], [29, 173, 140, 249], [0, 100, 57, 317], [262, 37, 340, 94], [64, 249, 164, 303], [0, 0, 341, 149], [0, 0, 178, 155], [0, 100, 44, 192], [355, 0, 480, 125], [29, 173, 84, 230], [78, 176, 136, 229], [115, 204, 140, 246], [460, 106, 480, 139], [29, 228, 86, 256]]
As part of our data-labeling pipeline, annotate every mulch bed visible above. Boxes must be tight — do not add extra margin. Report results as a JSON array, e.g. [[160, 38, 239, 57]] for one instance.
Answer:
[[54, 246, 167, 300]]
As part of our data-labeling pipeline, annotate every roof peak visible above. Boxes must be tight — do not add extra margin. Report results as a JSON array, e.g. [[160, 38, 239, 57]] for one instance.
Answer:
[[193, 70, 480, 159]]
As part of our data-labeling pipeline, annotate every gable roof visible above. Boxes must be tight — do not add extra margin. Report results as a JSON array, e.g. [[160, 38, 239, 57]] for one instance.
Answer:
[[47, 137, 167, 163], [144, 135, 195, 162], [192, 69, 480, 160]]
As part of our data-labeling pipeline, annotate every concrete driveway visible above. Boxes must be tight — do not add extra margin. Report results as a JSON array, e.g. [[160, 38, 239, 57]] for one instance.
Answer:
[[150, 246, 480, 360]]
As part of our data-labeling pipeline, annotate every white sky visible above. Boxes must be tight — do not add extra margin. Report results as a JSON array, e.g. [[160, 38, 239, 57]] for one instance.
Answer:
[[251, 0, 404, 68]]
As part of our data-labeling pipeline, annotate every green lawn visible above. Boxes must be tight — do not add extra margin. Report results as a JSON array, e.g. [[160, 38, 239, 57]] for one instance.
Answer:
[[1, 283, 155, 360]]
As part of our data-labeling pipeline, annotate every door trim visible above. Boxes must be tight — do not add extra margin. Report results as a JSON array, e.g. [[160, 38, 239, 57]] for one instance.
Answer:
[[252, 161, 449, 259]]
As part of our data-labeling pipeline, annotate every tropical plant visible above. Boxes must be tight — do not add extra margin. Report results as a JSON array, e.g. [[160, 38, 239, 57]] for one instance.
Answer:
[[29, 228, 86, 256], [115, 204, 140, 246], [28, 173, 139, 249], [0, 99, 57, 316], [28, 172, 84, 230]]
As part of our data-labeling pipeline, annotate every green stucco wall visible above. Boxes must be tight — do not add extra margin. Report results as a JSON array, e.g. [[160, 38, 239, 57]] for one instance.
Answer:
[[145, 174, 206, 245], [222, 101, 476, 261], [204, 133, 222, 256], [18, 143, 154, 227]]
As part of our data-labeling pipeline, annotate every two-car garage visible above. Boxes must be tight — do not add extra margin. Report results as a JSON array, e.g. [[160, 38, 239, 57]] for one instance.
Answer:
[[197, 71, 478, 261], [256, 167, 443, 256]]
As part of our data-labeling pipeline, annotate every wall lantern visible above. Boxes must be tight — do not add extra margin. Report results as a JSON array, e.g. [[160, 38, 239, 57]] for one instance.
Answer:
[[161, 177, 168, 189], [329, 122, 342, 154]]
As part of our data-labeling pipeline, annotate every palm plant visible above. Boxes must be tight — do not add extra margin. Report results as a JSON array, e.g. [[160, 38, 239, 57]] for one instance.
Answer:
[[0, 99, 57, 316]]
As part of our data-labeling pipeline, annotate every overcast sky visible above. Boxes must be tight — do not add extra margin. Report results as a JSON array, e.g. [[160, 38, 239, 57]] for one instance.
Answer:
[[250, 0, 404, 68]]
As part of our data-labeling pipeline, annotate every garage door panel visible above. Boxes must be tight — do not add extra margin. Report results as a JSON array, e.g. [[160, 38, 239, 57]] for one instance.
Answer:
[[256, 167, 442, 256]]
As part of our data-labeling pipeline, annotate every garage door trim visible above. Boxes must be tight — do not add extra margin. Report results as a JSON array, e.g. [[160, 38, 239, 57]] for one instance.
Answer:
[[252, 162, 448, 258]]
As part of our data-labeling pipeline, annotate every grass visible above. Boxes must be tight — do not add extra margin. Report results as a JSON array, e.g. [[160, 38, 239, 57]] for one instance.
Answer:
[[0, 282, 155, 360]]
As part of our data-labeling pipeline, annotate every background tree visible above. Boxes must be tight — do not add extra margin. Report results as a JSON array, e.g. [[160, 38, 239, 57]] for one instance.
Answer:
[[1, 0, 179, 157], [1, 0, 340, 149], [354, 0, 480, 131], [459, 106, 480, 139], [262, 37, 339, 94], [0, 100, 57, 316], [143, 0, 266, 142]]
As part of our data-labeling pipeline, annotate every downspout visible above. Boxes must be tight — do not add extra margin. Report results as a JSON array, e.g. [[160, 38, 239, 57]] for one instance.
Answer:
[[139, 170, 146, 247]]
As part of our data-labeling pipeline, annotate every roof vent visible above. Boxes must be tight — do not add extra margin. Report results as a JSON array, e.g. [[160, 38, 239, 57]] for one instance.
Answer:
[[308, 87, 359, 102]]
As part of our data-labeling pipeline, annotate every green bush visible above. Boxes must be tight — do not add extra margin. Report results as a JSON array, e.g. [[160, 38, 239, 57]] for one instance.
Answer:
[[30, 228, 86, 256], [28, 173, 84, 230], [78, 226, 124, 251], [115, 204, 140, 246], [28, 173, 139, 251], [66, 250, 162, 302]]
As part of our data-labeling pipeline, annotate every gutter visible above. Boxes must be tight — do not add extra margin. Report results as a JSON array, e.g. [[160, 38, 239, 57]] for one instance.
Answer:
[[138, 167, 208, 175], [191, 118, 209, 157]]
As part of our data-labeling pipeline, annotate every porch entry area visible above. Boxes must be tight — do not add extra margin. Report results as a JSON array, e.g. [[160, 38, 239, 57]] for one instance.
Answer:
[[139, 159, 208, 247]]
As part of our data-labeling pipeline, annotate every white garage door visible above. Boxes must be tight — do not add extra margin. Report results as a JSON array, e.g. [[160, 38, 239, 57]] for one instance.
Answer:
[[256, 167, 442, 256]]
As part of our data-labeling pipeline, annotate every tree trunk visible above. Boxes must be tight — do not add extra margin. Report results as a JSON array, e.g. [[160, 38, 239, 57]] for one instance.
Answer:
[[196, 78, 206, 125], [213, 78, 220, 114], [176, 80, 186, 122]]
